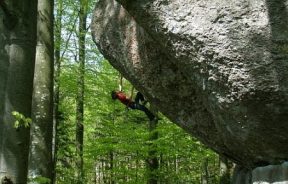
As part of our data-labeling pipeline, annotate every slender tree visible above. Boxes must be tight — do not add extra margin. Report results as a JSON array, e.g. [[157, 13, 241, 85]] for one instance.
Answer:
[[52, 0, 63, 183], [0, 0, 37, 183], [75, 0, 88, 183], [147, 109, 159, 184], [201, 158, 210, 184], [28, 0, 54, 182], [219, 155, 233, 184]]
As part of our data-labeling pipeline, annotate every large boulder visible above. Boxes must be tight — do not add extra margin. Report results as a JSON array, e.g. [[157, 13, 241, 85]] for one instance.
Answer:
[[91, 0, 288, 168]]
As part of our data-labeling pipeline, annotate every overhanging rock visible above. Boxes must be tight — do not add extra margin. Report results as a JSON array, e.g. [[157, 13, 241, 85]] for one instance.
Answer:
[[91, 0, 288, 168]]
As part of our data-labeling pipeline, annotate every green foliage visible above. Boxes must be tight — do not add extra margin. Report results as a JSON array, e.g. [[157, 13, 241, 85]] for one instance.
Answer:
[[28, 176, 51, 184], [53, 0, 221, 183], [55, 56, 221, 183], [11, 111, 31, 129]]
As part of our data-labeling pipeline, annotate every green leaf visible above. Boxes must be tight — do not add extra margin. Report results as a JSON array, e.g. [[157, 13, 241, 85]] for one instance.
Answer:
[[14, 120, 19, 129], [11, 111, 31, 129]]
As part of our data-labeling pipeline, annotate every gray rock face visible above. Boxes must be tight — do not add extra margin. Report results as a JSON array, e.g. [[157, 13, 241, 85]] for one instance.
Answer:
[[91, 0, 288, 168]]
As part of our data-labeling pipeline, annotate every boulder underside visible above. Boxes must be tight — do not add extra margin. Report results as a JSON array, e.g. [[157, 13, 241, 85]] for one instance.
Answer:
[[91, 0, 288, 169]]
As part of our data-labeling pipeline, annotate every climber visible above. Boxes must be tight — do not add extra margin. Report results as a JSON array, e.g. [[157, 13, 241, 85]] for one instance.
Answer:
[[111, 90, 156, 121]]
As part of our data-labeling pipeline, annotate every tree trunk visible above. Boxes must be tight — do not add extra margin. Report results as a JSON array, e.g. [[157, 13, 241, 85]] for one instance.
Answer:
[[135, 151, 139, 182], [52, 0, 63, 183], [75, 0, 87, 183], [219, 155, 233, 184], [146, 112, 159, 184], [27, 0, 54, 182], [0, 0, 37, 183], [174, 154, 178, 174], [109, 151, 115, 184], [201, 158, 209, 184]]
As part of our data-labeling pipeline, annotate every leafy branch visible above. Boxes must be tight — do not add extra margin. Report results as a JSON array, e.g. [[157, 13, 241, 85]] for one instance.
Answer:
[[11, 111, 32, 129]]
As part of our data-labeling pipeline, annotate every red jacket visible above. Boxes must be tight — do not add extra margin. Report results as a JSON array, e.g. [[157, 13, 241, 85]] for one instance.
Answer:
[[115, 91, 132, 106]]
